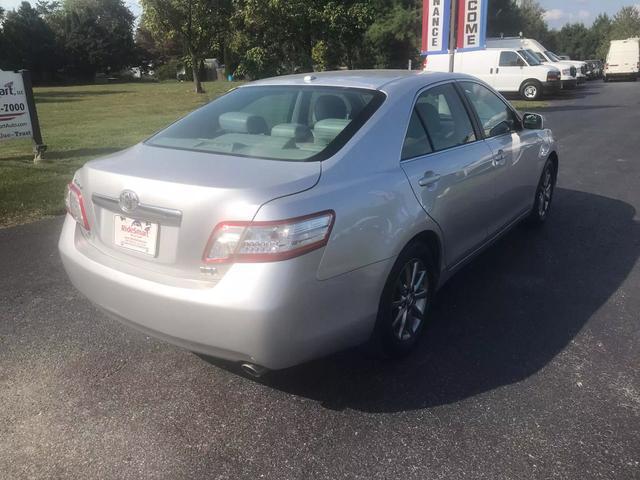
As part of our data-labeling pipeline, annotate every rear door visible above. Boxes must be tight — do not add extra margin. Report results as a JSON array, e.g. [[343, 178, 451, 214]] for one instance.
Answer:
[[400, 82, 496, 266], [459, 81, 540, 234]]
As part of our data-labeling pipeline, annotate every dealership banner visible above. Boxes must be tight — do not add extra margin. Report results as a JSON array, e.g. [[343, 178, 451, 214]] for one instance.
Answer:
[[456, 0, 488, 52], [0, 71, 34, 141], [421, 0, 451, 55]]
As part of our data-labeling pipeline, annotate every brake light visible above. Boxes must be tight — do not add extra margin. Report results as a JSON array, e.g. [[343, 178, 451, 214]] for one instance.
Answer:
[[65, 182, 90, 230], [203, 210, 335, 263]]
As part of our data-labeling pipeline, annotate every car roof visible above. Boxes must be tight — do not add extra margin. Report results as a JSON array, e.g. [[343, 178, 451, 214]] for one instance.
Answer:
[[244, 69, 474, 92]]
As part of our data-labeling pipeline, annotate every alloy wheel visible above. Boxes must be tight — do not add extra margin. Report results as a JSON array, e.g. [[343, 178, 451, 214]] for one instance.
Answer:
[[537, 167, 553, 218], [391, 259, 429, 342]]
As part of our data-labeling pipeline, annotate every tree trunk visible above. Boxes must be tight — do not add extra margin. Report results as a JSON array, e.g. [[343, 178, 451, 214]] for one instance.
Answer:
[[191, 54, 204, 93]]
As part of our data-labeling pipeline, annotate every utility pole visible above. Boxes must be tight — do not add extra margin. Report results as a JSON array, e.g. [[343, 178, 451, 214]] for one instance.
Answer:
[[448, 0, 458, 73]]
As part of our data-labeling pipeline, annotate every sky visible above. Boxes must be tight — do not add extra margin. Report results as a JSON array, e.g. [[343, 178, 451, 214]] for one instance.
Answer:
[[0, 0, 637, 30]]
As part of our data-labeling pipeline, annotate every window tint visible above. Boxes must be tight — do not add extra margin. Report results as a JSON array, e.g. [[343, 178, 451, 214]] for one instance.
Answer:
[[414, 83, 476, 152], [460, 82, 518, 138], [242, 92, 296, 130], [499, 51, 522, 67], [401, 110, 432, 160], [146, 86, 385, 162]]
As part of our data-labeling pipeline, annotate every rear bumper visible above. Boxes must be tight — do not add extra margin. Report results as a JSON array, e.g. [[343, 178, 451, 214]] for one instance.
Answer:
[[561, 79, 578, 89], [59, 216, 390, 369], [605, 72, 638, 78]]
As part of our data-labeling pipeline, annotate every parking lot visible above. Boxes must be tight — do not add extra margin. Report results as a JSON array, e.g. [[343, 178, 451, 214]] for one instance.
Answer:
[[1, 80, 639, 479]]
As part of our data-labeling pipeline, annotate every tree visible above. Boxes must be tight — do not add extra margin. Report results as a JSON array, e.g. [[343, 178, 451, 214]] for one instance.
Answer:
[[50, 0, 136, 80], [591, 14, 612, 60], [365, 0, 420, 69], [0, 2, 60, 82], [140, 0, 229, 93], [554, 23, 598, 60], [609, 6, 640, 41]]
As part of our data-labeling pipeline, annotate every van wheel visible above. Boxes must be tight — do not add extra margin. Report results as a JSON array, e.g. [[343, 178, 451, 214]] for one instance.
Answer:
[[371, 242, 435, 358], [520, 80, 543, 101]]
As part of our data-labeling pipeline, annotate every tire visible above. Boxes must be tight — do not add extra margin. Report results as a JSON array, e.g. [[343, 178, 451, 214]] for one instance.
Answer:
[[528, 159, 556, 225], [371, 242, 435, 358], [520, 80, 543, 101]]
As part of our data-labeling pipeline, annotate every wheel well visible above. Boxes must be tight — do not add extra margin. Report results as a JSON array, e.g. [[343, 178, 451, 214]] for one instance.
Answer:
[[408, 230, 442, 276], [520, 78, 543, 91]]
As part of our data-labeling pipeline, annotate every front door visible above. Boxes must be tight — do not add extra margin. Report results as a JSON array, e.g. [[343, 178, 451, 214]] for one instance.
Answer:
[[458, 81, 541, 234], [494, 51, 526, 93]]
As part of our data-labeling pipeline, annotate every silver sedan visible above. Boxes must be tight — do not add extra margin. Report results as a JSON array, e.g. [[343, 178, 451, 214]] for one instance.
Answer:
[[59, 70, 558, 375]]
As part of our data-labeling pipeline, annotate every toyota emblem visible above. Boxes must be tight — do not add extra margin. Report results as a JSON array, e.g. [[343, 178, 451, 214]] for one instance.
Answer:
[[119, 190, 139, 213]]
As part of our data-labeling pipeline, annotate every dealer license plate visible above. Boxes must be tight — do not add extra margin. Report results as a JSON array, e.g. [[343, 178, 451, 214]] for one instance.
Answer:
[[114, 215, 159, 256]]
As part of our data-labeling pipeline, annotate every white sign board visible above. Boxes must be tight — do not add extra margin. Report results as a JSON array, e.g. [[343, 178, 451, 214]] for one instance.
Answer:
[[456, 0, 488, 52], [0, 71, 34, 142], [421, 0, 451, 55]]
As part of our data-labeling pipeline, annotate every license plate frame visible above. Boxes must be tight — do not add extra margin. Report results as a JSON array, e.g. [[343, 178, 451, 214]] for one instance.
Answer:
[[113, 214, 159, 257]]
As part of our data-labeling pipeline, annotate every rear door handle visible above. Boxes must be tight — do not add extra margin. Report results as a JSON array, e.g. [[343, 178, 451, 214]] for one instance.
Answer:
[[418, 171, 441, 187], [493, 150, 506, 166]]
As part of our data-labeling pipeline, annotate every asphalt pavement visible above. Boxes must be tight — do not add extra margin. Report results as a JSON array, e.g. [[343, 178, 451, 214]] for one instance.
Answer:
[[1, 81, 639, 479]]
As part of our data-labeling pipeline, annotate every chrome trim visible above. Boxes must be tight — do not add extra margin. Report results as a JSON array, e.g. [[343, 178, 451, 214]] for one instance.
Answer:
[[92, 193, 183, 226]]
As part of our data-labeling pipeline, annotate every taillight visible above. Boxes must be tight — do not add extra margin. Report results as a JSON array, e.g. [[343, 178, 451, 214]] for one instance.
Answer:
[[203, 210, 335, 263], [65, 182, 90, 230], [547, 71, 560, 81]]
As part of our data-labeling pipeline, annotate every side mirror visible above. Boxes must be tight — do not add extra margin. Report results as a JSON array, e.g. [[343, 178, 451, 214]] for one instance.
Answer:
[[522, 113, 544, 130], [517, 58, 526, 67]]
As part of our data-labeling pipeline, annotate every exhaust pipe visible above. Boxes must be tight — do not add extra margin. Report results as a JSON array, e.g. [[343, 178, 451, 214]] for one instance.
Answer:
[[240, 362, 268, 378]]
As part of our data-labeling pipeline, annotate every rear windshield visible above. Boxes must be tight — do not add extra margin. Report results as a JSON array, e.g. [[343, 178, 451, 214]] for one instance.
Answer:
[[146, 85, 385, 162]]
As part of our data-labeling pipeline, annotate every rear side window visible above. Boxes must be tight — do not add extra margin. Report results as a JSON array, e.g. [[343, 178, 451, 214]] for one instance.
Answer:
[[414, 83, 476, 152], [460, 82, 518, 138], [499, 51, 522, 67], [401, 110, 433, 160]]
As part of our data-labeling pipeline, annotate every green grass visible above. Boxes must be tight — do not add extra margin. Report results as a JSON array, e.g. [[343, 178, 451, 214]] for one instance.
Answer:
[[511, 100, 549, 110], [0, 81, 242, 227]]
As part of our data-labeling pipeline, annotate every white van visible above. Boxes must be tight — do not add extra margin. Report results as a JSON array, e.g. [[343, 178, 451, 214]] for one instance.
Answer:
[[425, 48, 561, 100], [487, 37, 585, 86], [604, 39, 640, 81]]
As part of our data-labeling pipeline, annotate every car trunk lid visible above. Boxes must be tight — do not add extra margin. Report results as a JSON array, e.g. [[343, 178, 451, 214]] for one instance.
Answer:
[[76, 143, 321, 278]]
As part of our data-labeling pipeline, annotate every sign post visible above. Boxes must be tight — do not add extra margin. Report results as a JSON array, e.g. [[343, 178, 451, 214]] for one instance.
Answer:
[[422, 0, 488, 73], [0, 69, 46, 163]]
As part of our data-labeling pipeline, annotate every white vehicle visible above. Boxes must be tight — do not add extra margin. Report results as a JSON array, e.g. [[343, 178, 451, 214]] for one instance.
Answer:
[[425, 48, 561, 100], [604, 39, 640, 81], [487, 37, 585, 86]]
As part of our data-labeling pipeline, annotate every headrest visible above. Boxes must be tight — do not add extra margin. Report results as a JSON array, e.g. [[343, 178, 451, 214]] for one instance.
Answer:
[[219, 112, 268, 134], [314, 119, 350, 145], [314, 95, 347, 121], [416, 103, 442, 133], [271, 123, 313, 142]]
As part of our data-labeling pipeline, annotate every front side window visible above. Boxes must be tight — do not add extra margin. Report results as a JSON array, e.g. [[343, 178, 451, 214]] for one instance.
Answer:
[[499, 51, 523, 67], [460, 82, 519, 138], [413, 83, 476, 152], [146, 86, 385, 162]]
